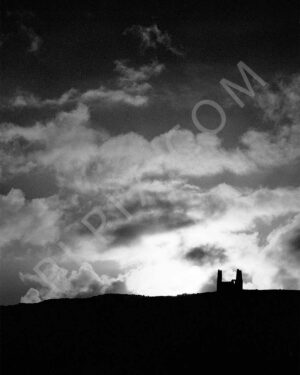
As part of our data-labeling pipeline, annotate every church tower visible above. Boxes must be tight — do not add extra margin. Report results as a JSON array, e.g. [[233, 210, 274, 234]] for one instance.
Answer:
[[235, 269, 243, 291], [216, 269, 243, 293], [217, 270, 222, 292]]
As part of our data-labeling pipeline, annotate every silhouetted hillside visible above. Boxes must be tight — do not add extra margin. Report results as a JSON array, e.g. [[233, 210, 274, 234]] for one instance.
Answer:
[[1, 291, 300, 374]]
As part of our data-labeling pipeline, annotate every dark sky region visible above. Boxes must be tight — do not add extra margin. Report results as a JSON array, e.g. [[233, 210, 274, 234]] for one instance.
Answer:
[[0, 0, 299, 305]]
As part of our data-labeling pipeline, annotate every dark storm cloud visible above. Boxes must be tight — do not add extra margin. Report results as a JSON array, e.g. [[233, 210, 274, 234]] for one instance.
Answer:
[[106, 280, 129, 294], [283, 227, 300, 263], [288, 229, 300, 256], [74, 182, 197, 246], [185, 245, 227, 265], [268, 215, 300, 290], [109, 212, 195, 247]]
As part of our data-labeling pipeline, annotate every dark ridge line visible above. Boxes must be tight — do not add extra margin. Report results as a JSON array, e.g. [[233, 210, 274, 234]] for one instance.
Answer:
[[1, 289, 300, 308]]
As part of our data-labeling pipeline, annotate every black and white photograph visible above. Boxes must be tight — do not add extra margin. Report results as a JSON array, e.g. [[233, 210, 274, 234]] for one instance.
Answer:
[[0, 1, 300, 373]]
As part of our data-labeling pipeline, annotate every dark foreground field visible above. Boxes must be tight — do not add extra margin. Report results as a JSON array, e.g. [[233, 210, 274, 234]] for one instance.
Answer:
[[1, 291, 300, 374]]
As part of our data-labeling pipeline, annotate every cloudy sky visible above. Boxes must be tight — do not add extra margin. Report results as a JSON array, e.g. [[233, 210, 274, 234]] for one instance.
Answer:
[[0, 1, 299, 305]]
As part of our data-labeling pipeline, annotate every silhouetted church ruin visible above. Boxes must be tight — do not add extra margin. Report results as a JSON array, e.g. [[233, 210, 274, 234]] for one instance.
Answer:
[[217, 269, 243, 293]]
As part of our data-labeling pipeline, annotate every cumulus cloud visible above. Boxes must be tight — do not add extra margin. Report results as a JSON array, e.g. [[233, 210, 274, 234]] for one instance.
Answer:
[[80, 60, 164, 107], [65, 183, 300, 295], [124, 24, 184, 57], [255, 75, 300, 123], [1, 73, 300, 303], [21, 288, 41, 303], [0, 189, 61, 250], [11, 178, 300, 299], [0, 104, 255, 190], [20, 262, 126, 303], [115, 60, 165, 84], [265, 214, 300, 289], [238, 78, 300, 170], [8, 89, 78, 109], [3, 61, 164, 110], [0, 104, 109, 180], [3, 110, 298, 196]]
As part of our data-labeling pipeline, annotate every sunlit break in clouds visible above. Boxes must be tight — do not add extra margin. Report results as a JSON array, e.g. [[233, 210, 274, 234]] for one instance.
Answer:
[[0, 1, 300, 305]]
